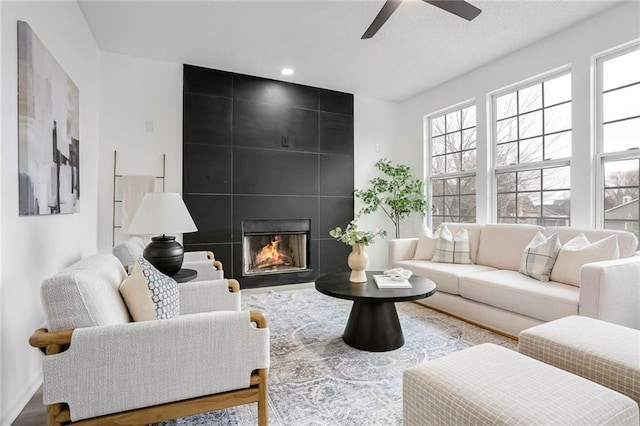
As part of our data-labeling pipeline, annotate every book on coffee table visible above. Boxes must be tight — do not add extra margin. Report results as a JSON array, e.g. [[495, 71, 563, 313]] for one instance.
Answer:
[[373, 275, 412, 288]]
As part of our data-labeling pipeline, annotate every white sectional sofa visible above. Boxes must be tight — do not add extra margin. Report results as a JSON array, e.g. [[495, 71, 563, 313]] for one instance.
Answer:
[[389, 224, 640, 336]]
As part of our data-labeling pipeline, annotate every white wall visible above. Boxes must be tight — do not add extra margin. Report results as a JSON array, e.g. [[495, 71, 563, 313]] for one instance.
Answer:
[[354, 95, 402, 269], [0, 2, 4, 422], [398, 1, 640, 228], [97, 52, 183, 252], [0, 2, 100, 424]]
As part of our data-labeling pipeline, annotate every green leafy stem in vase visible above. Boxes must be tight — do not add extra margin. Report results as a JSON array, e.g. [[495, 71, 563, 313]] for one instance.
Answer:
[[329, 221, 387, 246]]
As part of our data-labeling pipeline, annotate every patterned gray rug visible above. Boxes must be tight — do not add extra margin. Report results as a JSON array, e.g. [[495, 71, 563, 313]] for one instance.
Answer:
[[161, 286, 517, 425]]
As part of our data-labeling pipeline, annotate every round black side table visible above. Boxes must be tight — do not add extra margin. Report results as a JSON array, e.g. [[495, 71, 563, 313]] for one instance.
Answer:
[[171, 268, 198, 283]]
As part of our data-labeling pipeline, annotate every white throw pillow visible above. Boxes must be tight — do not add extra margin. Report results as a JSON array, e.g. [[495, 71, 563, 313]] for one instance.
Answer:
[[119, 256, 180, 321], [550, 234, 620, 287], [413, 227, 439, 260], [519, 232, 561, 282], [431, 225, 472, 264]]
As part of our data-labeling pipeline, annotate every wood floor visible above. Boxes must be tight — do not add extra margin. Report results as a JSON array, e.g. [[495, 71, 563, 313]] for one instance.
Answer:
[[12, 386, 45, 425]]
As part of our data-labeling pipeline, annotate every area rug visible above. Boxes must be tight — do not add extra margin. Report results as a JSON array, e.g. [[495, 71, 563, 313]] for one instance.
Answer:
[[161, 286, 517, 425]]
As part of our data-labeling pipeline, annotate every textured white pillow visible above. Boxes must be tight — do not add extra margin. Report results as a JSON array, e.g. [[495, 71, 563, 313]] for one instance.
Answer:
[[413, 227, 439, 260], [550, 234, 620, 287], [519, 232, 561, 282], [119, 257, 180, 321], [432, 225, 472, 264]]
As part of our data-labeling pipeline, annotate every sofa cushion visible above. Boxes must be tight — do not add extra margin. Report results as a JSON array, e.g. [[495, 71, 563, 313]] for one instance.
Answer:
[[476, 224, 544, 271], [459, 270, 579, 322], [550, 234, 619, 287], [544, 227, 638, 258], [395, 260, 496, 295], [120, 257, 180, 321], [41, 254, 131, 332], [432, 226, 472, 264], [519, 232, 561, 282]]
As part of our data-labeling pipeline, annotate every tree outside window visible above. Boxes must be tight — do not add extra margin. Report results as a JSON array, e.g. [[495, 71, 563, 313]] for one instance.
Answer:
[[428, 105, 477, 228], [493, 71, 572, 226], [597, 44, 640, 238]]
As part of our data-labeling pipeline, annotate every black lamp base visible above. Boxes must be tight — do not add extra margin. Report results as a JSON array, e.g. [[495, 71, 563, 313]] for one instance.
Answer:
[[142, 235, 184, 276]]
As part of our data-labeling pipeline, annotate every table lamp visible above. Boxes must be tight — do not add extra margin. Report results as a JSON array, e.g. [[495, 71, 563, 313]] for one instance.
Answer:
[[127, 192, 198, 276]]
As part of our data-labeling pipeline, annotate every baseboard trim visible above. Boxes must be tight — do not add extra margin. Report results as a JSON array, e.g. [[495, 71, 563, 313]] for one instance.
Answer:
[[2, 371, 42, 426], [411, 300, 519, 341]]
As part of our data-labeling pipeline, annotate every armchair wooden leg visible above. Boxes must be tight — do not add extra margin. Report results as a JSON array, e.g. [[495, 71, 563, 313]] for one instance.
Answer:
[[47, 403, 64, 426], [258, 369, 268, 426]]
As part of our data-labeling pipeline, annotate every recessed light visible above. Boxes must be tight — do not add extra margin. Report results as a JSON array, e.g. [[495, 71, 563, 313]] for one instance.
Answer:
[[281, 68, 294, 76]]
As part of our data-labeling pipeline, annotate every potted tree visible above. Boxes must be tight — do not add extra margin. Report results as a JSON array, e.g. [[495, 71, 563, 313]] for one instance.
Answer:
[[355, 159, 428, 238]]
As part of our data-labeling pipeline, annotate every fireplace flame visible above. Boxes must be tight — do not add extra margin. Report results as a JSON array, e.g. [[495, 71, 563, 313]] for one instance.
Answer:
[[256, 235, 289, 266]]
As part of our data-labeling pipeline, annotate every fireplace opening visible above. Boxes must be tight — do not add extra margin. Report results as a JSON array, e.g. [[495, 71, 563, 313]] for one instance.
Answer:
[[242, 219, 310, 276]]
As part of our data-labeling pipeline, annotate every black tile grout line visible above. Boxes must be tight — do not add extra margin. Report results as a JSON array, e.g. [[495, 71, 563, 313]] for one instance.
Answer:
[[184, 90, 354, 118], [229, 73, 235, 278], [318, 107, 322, 272], [186, 237, 337, 245], [183, 87, 353, 117], [184, 142, 354, 158], [183, 193, 354, 198]]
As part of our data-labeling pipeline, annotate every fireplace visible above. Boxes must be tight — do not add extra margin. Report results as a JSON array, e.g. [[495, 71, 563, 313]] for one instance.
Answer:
[[242, 219, 310, 276]]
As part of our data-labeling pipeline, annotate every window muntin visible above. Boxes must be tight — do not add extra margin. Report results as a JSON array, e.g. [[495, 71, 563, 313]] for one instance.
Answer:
[[496, 166, 570, 225], [493, 71, 572, 226], [429, 105, 476, 228], [603, 159, 639, 235], [495, 73, 572, 167], [597, 44, 640, 238]]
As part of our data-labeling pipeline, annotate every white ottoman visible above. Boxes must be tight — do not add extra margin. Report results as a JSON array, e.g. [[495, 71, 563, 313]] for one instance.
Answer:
[[519, 315, 640, 405], [403, 343, 638, 425]]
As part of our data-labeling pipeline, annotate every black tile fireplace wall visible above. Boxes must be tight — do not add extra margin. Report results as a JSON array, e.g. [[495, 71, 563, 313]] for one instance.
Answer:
[[182, 65, 354, 288]]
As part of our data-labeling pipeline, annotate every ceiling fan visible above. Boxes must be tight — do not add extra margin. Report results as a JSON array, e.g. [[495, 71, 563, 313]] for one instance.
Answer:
[[362, 0, 482, 39]]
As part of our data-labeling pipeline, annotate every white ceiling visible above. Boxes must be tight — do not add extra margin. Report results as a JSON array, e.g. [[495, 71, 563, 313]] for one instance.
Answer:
[[78, 0, 623, 102]]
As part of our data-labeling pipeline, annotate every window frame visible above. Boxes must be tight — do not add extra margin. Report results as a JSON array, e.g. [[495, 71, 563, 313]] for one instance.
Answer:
[[594, 40, 640, 236], [425, 100, 477, 228], [489, 66, 573, 226]]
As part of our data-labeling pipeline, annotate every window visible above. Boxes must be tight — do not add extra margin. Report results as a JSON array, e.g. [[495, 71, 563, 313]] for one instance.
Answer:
[[596, 43, 640, 238], [492, 71, 572, 226], [428, 104, 476, 228]]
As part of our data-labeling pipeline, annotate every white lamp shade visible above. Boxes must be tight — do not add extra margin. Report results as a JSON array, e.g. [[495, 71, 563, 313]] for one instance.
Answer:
[[127, 192, 197, 235]]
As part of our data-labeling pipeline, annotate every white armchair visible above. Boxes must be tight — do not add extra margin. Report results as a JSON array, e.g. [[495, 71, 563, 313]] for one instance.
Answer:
[[183, 250, 225, 280], [113, 237, 224, 280], [29, 254, 269, 425]]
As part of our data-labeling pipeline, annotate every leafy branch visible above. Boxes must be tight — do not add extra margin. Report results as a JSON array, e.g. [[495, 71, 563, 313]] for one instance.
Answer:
[[329, 221, 387, 246], [354, 159, 427, 238]]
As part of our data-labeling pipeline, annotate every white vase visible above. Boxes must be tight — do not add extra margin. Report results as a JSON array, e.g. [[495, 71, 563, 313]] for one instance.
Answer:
[[347, 243, 369, 283]]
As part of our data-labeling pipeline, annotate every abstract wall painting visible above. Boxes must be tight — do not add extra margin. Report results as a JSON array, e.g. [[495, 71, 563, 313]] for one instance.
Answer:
[[17, 21, 80, 216]]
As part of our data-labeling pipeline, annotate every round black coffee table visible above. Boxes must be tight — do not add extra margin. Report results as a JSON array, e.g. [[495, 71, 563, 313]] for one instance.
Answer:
[[315, 271, 436, 352]]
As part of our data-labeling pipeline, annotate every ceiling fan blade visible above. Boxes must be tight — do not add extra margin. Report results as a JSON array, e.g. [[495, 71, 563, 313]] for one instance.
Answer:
[[362, 0, 403, 39], [424, 1, 481, 21]]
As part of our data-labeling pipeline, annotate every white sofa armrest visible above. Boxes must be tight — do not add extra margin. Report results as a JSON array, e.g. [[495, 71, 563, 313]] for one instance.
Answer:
[[388, 238, 418, 269], [579, 253, 640, 329], [183, 250, 214, 262], [179, 279, 241, 314], [42, 310, 269, 421], [184, 259, 224, 280]]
